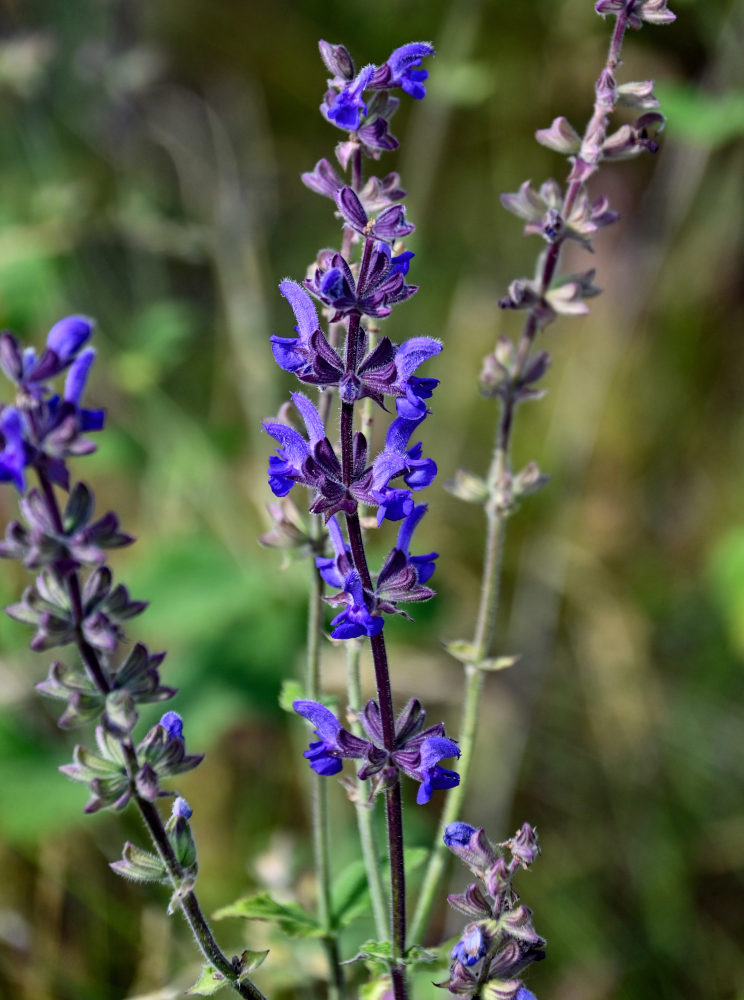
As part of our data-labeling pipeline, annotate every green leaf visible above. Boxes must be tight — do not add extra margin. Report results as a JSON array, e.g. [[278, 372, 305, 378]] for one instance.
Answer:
[[404, 944, 440, 967], [278, 679, 305, 713], [110, 841, 167, 884], [237, 949, 270, 976], [442, 639, 477, 665], [212, 891, 323, 939], [479, 655, 520, 672], [444, 469, 489, 504], [343, 931, 437, 972], [186, 964, 229, 996], [343, 938, 393, 971]]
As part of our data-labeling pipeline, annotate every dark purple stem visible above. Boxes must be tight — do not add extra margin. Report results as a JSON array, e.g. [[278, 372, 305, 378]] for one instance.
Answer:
[[339, 261, 408, 993], [34, 468, 267, 1000]]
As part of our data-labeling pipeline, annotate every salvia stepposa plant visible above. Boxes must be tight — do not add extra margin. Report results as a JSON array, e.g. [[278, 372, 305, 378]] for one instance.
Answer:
[[0, 2, 675, 998]]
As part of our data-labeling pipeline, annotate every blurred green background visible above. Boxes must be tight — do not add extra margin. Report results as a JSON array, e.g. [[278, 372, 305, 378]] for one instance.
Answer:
[[0, 0, 743, 997]]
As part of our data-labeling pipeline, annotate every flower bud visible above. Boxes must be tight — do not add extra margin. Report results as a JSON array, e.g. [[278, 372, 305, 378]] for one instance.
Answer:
[[535, 116, 581, 154], [444, 822, 498, 872], [318, 40, 355, 81]]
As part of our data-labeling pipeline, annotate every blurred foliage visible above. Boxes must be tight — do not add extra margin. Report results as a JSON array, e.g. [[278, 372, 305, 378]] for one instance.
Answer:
[[0, 0, 743, 998]]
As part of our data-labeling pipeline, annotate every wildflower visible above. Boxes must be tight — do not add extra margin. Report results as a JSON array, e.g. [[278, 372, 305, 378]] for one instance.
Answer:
[[172, 796, 193, 820], [336, 186, 415, 245], [369, 42, 435, 100], [322, 63, 375, 130], [450, 924, 487, 967], [595, 0, 676, 28], [293, 699, 381, 776], [304, 243, 417, 320], [293, 696, 460, 804], [160, 711, 184, 740], [328, 570, 384, 639], [0, 406, 29, 491]]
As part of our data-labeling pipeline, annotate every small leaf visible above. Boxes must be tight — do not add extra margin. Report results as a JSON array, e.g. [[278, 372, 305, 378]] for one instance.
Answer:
[[212, 891, 323, 939], [237, 949, 270, 976], [442, 639, 477, 665], [479, 655, 520, 672], [167, 876, 196, 916], [444, 469, 489, 504], [278, 679, 305, 713], [404, 944, 439, 967], [342, 938, 393, 970], [186, 964, 229, 996], [110, 841, 167, 883]]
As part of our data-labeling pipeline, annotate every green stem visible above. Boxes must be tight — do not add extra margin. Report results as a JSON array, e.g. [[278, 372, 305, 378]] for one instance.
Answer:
[[305, 542, 344, 999], [346, 639, 389, 940], [409, 477, 508, 944], [411, 7, 636, 947]]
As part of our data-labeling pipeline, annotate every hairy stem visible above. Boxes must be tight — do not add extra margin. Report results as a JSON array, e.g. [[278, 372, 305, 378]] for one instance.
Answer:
[[410, 434, 509, 943], [346, 639, 390, 940], [305, 557, 344, 999], [340, 290, 408, 995]]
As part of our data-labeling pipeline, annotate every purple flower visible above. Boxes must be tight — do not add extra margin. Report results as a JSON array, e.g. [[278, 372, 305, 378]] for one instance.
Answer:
[[370, 43, 435, 100], [329, 570, 384, 639], [391, 503, 437, 581], [444, 822, 478, 849], [443, 822, 499, 871], [160, 711, 184, 740], [172, 796, 193, 819], [390, 337, 441, 418], [335, 186, 415, 245], [301, 158, 345, 200], [301, 161, 406, 214], [371, 414, 437, 523], [357, 116, 399, 154], [323, 64, 375, 130], [269, 280, 336, 383], [451, 924, 487, 967], [315, 516, 352, 588], [264, 392, 372, 518], [595, 0, 675, 27], [503, 822, 541, 868], [294, 697, 459, 804], [408, 735, 461, 804], [0, 406, 29, 492], [47, 315, 94, 364], [293, 699, 345, 775], [304, 242, 418, 321], [293, 699, 375, 775], [16, 315, 94, 385]]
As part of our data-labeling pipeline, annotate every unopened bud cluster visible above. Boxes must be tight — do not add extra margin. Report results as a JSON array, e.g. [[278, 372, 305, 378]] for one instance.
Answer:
[[437, 823, 545, 998]]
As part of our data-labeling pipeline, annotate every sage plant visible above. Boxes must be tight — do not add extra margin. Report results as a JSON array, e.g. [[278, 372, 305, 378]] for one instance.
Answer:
[[0, 2, 677, 998], [0, 319, 268, 998], [411, 0, 676, 993], [264, 1, 675, 998], [262, 39, 462, 999]]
